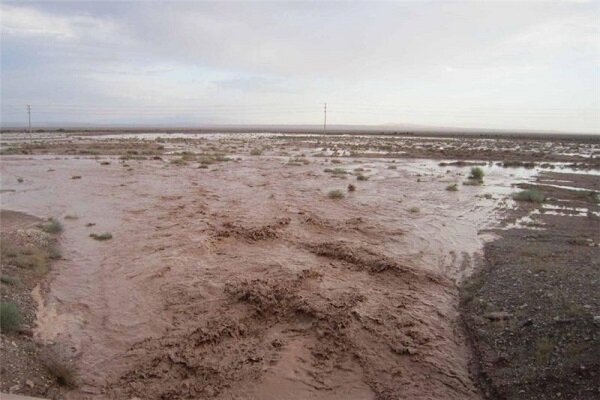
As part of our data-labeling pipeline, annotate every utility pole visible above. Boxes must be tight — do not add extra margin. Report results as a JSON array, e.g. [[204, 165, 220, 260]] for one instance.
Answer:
[[27, 104, 32, 142], [323, 102, 327, 134]]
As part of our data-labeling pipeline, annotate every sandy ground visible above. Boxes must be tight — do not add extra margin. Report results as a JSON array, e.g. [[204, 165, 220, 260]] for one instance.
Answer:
[[0, 151, 516, 399]]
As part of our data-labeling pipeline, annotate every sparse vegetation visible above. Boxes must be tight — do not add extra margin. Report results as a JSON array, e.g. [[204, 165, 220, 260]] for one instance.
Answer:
[[409, 206, 420, 213], [327, 190, 345, 199], [331, 168, 347, 175], [446, 183, 459, 191], [42, 350, 79, 387], [468, 167, 484, 182], [90, 232, 113, 241], [170, 158, 187, 166], [250, 148, 263, 156], [356, 174, 368, 181], [513, 189, 545, 203], [0, 302, 21, 333], [0, 275, 20, 286], [41, 218, 63, 234]]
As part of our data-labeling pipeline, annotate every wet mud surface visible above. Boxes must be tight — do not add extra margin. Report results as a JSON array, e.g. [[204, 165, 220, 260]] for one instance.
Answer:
[[1, 133, 598, 399]]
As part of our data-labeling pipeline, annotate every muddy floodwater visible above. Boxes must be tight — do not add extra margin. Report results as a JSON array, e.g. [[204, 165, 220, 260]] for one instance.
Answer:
[[0, 133, 597, 399]]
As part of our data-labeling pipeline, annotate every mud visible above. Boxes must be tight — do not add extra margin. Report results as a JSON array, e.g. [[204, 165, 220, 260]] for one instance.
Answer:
[[0, 133, 597, 399]]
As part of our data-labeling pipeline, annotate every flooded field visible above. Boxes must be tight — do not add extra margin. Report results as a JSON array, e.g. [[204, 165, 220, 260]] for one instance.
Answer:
[[1, 132, 598, 399]]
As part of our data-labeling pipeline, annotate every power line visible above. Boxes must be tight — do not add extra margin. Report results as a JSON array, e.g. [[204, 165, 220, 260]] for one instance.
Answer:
[[323, 102, 327, 134]]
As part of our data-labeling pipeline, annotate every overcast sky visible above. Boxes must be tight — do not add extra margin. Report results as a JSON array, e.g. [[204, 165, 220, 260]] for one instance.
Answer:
[[1, 1, 599, 133]]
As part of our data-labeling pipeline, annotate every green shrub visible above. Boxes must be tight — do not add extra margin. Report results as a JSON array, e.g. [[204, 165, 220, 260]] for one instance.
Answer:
[[42, 351, 79, 387], [513, 189, 545, 203], [170, 158, 187, 166], [469, 167, 484, 181], [41, 218, 63, 234], [327, 190, 345, 199], [90, 232, 113, 241], [0, 302, 21, 333], [1, 275, 20, 286]]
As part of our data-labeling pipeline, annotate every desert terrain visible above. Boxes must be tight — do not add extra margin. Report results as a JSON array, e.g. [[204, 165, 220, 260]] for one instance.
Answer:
[[1, 131, 598, 399]]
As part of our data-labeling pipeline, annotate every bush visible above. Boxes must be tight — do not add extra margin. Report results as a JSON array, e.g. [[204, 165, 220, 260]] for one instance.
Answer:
[[250, 148, 263, 156], [0, 275, 20, 286], [347, 184, 356, 192], [41, 218, 63, 234], [469, 167, 484, 181], [446, 183, 459, 191], [170, 158, 187, 166], [90, 232, 113, 241], [42, 350, 79, 387], [327, 190, 345, 199], [513, 189, 545, 203], [356, 174, 368, 181], [0, 302, 21, 333]]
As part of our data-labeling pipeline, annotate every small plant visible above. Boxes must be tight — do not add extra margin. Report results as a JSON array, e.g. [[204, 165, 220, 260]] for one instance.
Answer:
[[42, 350, 79, 387], [0, 302, 21, 333], [468, 167, 484, 181], [388, 165, 397, 170], [250, 148, 263, 156], [513, 189, 545, 203], [17, 177, 24, 183], [347, 184, 356, 192], [71, 175, 82, 179], [64, 214, 78, 220], [356, 174, 368, 181], [327, 190, 345, 199], [0, 275, 20, 286], [170, 158, 187, 166], [15, 251, 49, 273], [409, 206, 420, 213], [90, 232, 113, 241], [446, 183, 459, 191], [41, 218, 63, 234]]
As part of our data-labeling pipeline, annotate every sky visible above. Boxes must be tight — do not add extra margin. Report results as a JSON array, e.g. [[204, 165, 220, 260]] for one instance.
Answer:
[[1, 1, 599, 133]]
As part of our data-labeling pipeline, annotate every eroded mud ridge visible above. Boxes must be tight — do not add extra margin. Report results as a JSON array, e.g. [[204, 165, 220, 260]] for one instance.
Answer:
[[109, 220, 470, 399], [113, 258, 469, 400]]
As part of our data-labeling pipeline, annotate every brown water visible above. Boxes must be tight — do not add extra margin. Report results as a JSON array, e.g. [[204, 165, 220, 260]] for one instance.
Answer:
[[0, 154, 530, 399]]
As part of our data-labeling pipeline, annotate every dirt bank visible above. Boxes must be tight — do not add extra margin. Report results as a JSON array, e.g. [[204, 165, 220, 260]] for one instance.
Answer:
[[0, 210, 72, 398]]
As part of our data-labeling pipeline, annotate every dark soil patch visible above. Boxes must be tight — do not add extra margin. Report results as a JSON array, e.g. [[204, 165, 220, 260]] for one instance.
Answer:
[[461, 173, 600, 399]]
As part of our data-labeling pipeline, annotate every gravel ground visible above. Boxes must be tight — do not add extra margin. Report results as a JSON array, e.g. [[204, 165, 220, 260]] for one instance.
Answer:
[[461, 172, 600, 399]]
